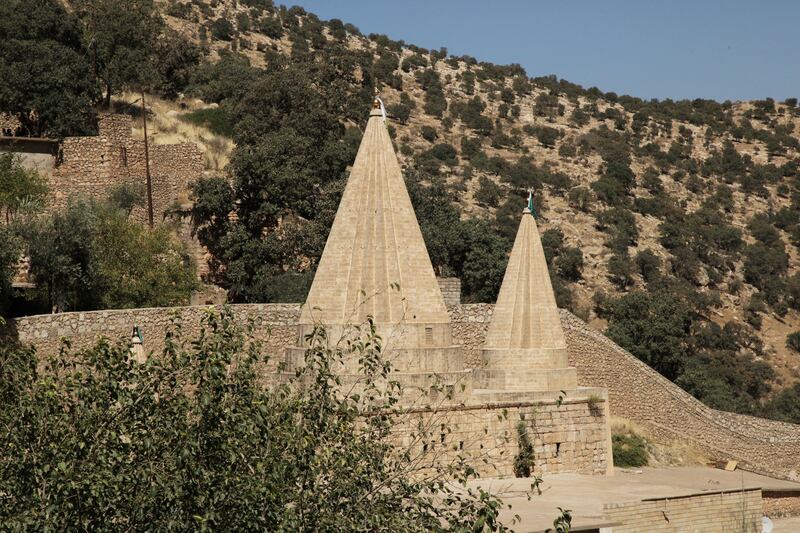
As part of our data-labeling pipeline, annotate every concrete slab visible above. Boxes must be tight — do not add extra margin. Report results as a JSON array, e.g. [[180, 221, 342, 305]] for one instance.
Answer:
[[468, 466, 800, 532]]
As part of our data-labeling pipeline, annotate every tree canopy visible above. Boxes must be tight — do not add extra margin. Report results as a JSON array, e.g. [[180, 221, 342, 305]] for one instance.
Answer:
[[72, 0, 164, 105], [0, 0, 98, 136], [21, 198, 196, 312], [0, 309, 517, 531]]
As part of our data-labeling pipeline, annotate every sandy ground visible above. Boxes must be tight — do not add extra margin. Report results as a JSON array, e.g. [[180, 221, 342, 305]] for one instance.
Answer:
[[773, 515, 800, 532], [467, 466, 800, 532]]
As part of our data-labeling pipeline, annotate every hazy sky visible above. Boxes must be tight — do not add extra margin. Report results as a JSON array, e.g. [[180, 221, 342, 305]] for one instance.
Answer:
[[292, 0, 799, 102]]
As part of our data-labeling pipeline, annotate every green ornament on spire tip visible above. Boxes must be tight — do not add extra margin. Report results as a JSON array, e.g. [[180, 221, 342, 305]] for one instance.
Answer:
[[527, 189, 537, 218]]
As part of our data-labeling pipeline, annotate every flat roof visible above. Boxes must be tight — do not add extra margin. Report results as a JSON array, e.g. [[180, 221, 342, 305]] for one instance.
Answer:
[[467, 466, 800, 531]]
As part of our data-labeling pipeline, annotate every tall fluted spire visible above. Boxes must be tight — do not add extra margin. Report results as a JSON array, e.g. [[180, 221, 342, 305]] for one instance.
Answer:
[[479, 207, 577, 391], [297, 101, 451, 349]]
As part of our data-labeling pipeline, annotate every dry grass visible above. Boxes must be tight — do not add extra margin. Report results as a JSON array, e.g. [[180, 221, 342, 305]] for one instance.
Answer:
[[611, 416, 708, 468], [117, 92, 234, 172]]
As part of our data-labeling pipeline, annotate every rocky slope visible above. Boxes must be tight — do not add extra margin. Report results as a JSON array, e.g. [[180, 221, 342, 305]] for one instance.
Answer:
[[159, 0, 800, 392]]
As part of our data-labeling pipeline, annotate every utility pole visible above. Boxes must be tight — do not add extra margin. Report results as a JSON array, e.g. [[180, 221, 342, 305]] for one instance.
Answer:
[[141, 89, 154, 227]]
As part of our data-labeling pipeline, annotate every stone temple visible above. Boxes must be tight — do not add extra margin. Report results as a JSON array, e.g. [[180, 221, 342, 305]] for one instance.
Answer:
[[285, 98, 613, 477]]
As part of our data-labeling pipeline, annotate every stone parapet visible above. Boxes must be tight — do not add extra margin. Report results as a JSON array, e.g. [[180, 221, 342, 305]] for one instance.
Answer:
[[12, 302, 800, 481], [603, 488, 762, 533]]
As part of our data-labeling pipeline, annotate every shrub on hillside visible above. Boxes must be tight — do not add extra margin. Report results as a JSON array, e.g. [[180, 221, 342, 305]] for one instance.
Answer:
[[400, 53, 427, 72], [612, 432, 648, 467], [533, 126, 561, 148], [787, 331, 800, 353], [762, 383, 800, 424], [210, 17, 235, 41], [428, 143, 458, 165], [475, 176, 502, 207], [421, 125, 437, 142], [556, 247, 584, 281], [258, 16, 283, 38]]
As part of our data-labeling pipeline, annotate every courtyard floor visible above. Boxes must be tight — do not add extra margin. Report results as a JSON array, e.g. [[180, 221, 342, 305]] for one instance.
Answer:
[[468, 466, 800, 531]]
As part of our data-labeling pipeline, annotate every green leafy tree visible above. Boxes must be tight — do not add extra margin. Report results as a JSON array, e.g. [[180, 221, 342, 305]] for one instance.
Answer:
[[153, 28, 202, 99], [23, 199, 195, 312], [190, 62, 359, 302], [0, 154, 48, 223], [476, 176, 502, 207], [762, 384, 800, 424], [73, 0, 164, 105], [458, 220, 509, 303], [0, 0, 98, 137], [555, 247, 584, 281], [92, 207, 197, 309], [0, 227, 21, 314], [603, 290, 692, 380], [24, 200, 99, 312], [0, 309, 516, 530]]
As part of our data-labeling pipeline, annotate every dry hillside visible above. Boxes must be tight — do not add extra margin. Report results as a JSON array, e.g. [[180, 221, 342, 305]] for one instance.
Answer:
[[158, 0, 800, 396]]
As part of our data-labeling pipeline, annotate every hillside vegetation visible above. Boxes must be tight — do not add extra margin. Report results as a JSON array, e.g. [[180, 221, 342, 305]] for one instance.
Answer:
[[2, 0, 799, 423]]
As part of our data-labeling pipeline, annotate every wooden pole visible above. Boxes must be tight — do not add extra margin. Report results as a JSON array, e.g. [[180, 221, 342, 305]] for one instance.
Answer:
[[141, 89, 154, 227]]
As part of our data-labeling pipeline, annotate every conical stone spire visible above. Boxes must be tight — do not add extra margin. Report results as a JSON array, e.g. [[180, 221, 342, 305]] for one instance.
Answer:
[[295, 99, 454, 360], [479, 207, 578, 391]]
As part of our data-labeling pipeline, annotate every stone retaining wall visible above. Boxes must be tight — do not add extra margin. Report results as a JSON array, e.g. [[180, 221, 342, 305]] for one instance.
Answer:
[[763, 492, 800, 518], [394, 395, 610, 478], [44, 113, 209, 275], [11, 302, 800, 481], [603, 488, 761, 532], [559, 310, 800, 482], [13, 304, 301, 368]]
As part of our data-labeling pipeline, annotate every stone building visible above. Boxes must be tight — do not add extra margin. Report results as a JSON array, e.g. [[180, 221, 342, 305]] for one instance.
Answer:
[[284, 98, 613, 477], [1, 112, 209, 277], [50, 113, 204, 225]]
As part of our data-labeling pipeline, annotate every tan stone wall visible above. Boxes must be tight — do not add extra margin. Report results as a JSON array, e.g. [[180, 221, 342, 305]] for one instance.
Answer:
[[559, 310, 800, 482], [50, 114, 204, 221], [12, 304, 300, 370], [12, 302, 800, 481], [42, 113, 208, 274], [763, 492, 800, 518], [11, 302, 609, 477], [394, 396, 609, 478], [437, 277, 461, 306], [603, 489, 762, 533]]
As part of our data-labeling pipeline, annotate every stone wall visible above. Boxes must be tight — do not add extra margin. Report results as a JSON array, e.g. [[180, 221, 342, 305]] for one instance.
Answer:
[[50, 113, 204, 224], [559, 310, 800, 482], [13, 304, 301, 370], [602, 488, 762, 532], [763, 492, 800, 518], [394, 393, 610, 478], [12, 302, 800, 481], [0, 112, 21, 136], [436, 277, 461, 306]]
